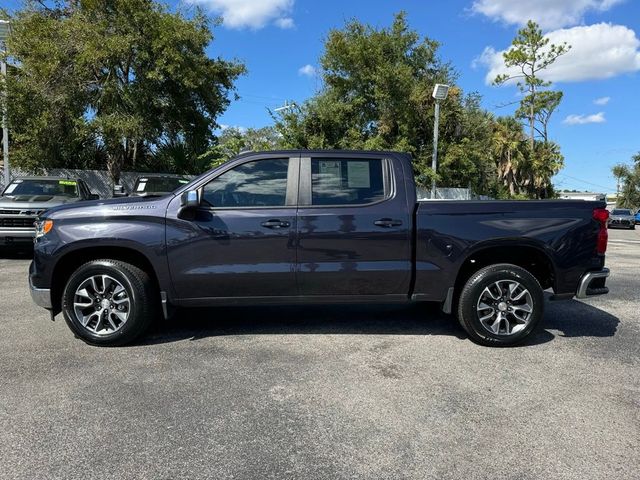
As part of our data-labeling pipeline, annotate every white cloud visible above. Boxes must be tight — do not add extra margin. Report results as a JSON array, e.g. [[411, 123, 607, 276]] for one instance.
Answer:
[[563, 112, 606, 124], [471, 0, 625, 30], [594, 96, 611, 105], [298, 64, 316, 77], [475, 23, 640, 84], [274, 17, 294, 29], [187, 0, 294, 29]]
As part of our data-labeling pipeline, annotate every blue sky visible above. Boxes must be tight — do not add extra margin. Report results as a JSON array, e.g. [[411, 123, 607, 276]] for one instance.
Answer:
[[4, 0, 640, 193]]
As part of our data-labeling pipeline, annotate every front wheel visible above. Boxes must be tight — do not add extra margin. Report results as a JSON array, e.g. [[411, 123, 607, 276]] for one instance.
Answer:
[[457, 264, 544, 347], [61, 259, 158, 346]]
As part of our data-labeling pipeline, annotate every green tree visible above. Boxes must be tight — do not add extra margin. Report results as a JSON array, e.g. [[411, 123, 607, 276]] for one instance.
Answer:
[[439, 93, 497, 195], [6, 0, 245, 183], [273, 12, 474, 189], [491, 116, 526, 197], [494, 20, 570, 151], [199, 126, 283, 168], [614, 153, 640, 209], [516, 90, 563, 143], [612, 163, 630, 197]]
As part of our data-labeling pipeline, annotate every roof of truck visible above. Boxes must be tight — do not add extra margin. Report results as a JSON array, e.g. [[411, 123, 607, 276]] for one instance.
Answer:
[[233, 149, 411, 158]]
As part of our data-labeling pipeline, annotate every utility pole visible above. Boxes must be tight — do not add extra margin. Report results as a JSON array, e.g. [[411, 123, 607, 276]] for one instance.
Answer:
[[430, 84, 450, 199], [0, 20, 10, 187]]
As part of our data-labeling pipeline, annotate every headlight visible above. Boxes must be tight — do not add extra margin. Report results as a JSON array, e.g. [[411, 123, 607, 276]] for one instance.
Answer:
[[35, 219, 54, 238]]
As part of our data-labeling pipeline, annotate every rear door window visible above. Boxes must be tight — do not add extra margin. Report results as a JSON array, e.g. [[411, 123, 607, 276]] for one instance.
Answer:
[[310, 158, 387, 206]]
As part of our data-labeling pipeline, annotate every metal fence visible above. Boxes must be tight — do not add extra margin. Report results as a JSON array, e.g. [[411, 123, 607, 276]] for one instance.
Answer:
[[416, 187, 489, 201]]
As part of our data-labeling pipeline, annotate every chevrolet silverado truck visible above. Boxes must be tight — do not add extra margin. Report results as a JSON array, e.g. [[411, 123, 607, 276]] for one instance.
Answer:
[[29, 151, 611, 347], [0, 176, 98, 247]]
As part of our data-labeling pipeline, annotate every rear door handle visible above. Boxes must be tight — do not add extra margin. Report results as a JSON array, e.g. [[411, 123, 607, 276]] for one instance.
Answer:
[[374, 218, 402, 228], [261, 219, 290, 229]]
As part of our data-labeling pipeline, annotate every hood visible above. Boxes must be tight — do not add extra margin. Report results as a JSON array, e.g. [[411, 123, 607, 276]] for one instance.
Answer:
[[43, 194, 173, 219], [0, 195, 79, 211]]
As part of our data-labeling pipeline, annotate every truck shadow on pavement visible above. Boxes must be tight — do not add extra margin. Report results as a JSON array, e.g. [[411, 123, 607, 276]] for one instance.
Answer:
[[139, 297, 619, 347], [0, 246, 33, 259]]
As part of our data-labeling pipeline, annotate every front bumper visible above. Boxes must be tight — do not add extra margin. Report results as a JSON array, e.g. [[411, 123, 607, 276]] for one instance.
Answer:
[[29, 273, 52, 309], [576, 268, 610, 299], [0, 228, 35, 244], [608, 219, 634, 228]]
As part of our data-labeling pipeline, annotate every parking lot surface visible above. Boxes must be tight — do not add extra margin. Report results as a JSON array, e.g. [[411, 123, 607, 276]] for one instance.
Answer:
[[1, 228, 639, 480]]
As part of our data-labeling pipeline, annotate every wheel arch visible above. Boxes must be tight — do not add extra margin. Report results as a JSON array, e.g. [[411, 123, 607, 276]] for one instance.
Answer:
[[51, 245, 162, 313], [453, 242, 556, 304]]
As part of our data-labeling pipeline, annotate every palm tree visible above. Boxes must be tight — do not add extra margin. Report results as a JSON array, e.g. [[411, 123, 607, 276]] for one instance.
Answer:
[[612, 164, 630, 197], [491, 117, 526, 196], [530, 141, 564, 198]]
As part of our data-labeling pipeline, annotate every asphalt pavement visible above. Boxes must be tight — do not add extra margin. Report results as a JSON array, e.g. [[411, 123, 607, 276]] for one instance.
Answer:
[[0, 228, 638, 480]]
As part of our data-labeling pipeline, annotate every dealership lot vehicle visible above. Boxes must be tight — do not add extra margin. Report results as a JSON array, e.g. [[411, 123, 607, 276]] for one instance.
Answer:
[[0, 228, 638, 480], [29, 150, 611, 347], [0, 177, 99, 246], [125, 174, 191, 198], [608, 208, 636, 229]]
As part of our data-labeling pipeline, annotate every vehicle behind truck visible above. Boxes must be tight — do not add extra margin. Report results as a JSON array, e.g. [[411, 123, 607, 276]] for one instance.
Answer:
[[0, 177, 98, 247], [28, 150, 611, 347]]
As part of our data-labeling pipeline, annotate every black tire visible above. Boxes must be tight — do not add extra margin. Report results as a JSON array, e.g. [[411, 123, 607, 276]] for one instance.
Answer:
[[457, 263, 544, 347], [61, 259, 158, 346], [631, 225, 635, 230]]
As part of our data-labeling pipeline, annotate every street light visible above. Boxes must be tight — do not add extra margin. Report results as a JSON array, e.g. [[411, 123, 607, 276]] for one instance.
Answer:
[[431, 83, 449, 199], [273, 100, 297, 113], [0, 19, 10, 186]]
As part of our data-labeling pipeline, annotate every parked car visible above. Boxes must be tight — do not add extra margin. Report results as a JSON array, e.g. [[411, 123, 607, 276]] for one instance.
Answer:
[[608, 208, 636, 230], [130, 175, 191, 198], [0, 177, 98, 246], [29, 150, 610, 347], [635, 209, 640, 225]]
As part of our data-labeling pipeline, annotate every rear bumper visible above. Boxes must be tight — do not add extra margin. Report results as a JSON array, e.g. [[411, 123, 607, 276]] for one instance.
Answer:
[[576, 268, 609, 299], [29, 267, 52, 309]]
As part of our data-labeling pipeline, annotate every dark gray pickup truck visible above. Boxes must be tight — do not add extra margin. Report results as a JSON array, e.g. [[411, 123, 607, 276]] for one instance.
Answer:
[[1, 177, 98, 246], [29, 150, 610, 347]]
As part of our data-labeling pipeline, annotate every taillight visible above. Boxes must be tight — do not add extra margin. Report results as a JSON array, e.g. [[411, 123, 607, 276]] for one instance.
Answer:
[[593, 208, 609, 255]]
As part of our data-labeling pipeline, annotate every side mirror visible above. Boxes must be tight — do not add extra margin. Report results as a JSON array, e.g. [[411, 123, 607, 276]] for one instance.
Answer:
[[178, 190, 200, 220], [113, 184, 128, 197], [180, 190, 200, 209]]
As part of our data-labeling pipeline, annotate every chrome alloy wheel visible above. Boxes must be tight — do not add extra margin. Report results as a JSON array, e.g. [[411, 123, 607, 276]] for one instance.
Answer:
[[476, 280, 533, 336], [73, 275, 131, 335]]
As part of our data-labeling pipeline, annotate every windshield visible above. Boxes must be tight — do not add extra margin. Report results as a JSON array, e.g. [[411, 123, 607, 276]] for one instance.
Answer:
[[612, 209, 632, 215], [2, 179, 79, 197], [133, 177, 190, 195]]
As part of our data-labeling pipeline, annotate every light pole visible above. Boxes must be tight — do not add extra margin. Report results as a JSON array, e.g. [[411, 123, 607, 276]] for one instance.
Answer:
[[274, 100, 297, 113], [430, 83, 449, 199], [0, 20, 10, 187]]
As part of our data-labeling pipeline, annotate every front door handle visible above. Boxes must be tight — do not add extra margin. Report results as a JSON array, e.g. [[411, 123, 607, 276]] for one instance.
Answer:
[[261, 219, 291, 229], [374, 218, 402, 228]]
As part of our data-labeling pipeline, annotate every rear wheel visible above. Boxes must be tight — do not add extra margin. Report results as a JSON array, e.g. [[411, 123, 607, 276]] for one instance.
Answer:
[[457, 264, 544, 347], [61, 259, 158, 346]]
